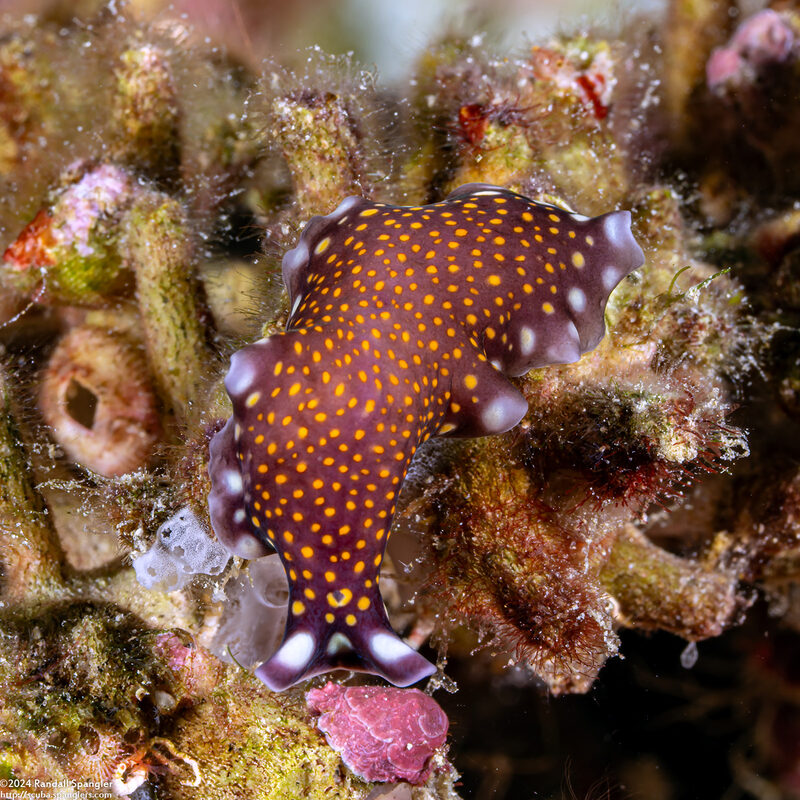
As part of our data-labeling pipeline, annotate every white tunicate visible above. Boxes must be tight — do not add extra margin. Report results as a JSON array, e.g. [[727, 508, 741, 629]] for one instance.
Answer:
[[248, 555, 291, 607], [132, 507, 231, 592], [209, 554, 289, 668]]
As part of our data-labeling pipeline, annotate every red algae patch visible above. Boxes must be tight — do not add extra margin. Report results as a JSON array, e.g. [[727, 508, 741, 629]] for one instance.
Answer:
[[306, 682, 448, 784]]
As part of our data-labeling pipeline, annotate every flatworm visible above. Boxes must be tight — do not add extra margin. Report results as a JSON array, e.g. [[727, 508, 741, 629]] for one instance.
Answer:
[[208, 183, 644, 691]]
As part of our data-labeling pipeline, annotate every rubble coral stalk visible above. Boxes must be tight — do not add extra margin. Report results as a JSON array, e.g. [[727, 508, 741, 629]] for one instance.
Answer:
[[270, 91, 366, 217], [445, 115, 534, 192], [599, 524, 743, 639], [112, 44, 181, 186], [125, 192, 213, 424], [0, 364, 65, 603], [662, 0, 734, 140]]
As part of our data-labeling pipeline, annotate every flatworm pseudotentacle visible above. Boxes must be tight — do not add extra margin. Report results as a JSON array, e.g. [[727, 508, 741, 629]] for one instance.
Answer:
[[208, 182, 645, 691]]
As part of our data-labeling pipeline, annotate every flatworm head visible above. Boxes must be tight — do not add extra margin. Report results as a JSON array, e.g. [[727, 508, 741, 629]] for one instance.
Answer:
[[208, 183, 644, 690]]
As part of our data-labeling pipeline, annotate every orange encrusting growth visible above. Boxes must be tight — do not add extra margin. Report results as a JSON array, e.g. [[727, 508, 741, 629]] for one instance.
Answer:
[[207, 183, 644, 691]]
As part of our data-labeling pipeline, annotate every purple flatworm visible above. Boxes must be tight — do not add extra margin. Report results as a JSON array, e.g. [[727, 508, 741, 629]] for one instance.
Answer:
[[208, 183, 644, 690]]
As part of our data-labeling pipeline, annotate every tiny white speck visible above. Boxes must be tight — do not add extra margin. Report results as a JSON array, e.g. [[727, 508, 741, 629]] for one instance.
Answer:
[[490, 358, 503, 370], [568, 287, 587, 312], [473, 190, 500, 196], [290, 294, 303, 317], [570, 212, 590, 222], [233, 508, 246, 523]]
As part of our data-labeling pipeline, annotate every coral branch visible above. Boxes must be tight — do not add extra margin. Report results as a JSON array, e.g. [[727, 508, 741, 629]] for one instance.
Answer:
[[112, 43, 181, 186], [125, 192, 215, 423], [270, 89, 368, 216], [0, 363, 65, 603], [599, 524, 743, 639], [662, 0, 734, 141]]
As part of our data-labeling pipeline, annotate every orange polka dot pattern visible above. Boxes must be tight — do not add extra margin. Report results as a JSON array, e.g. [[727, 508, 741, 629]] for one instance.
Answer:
[[207, 183, 645, 692]]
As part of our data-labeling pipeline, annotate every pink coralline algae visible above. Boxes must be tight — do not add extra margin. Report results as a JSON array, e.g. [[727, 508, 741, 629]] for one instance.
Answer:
[[306, 682, 449, 784]]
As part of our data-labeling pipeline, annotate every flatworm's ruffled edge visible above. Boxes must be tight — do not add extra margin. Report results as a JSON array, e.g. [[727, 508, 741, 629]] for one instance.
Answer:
[[282, 196, 367, 324]]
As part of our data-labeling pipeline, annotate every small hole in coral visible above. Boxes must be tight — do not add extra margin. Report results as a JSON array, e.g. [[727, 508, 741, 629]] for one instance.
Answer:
[[65, 378, 98, 429]]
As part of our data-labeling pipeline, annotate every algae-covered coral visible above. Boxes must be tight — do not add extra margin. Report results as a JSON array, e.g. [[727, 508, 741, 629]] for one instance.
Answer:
[[1, 0, 800, 797]]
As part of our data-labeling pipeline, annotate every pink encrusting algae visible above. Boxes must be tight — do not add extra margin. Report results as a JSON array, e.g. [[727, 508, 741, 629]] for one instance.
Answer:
[[306, 682, 449, 784]]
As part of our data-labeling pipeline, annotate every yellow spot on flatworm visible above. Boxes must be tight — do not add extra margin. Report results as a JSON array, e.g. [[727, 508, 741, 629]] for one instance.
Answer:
[[314, 237, 330, 255], [572, 251, 585, 268], [542, 302, 555, 314], [327, 588, 353, 607]]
